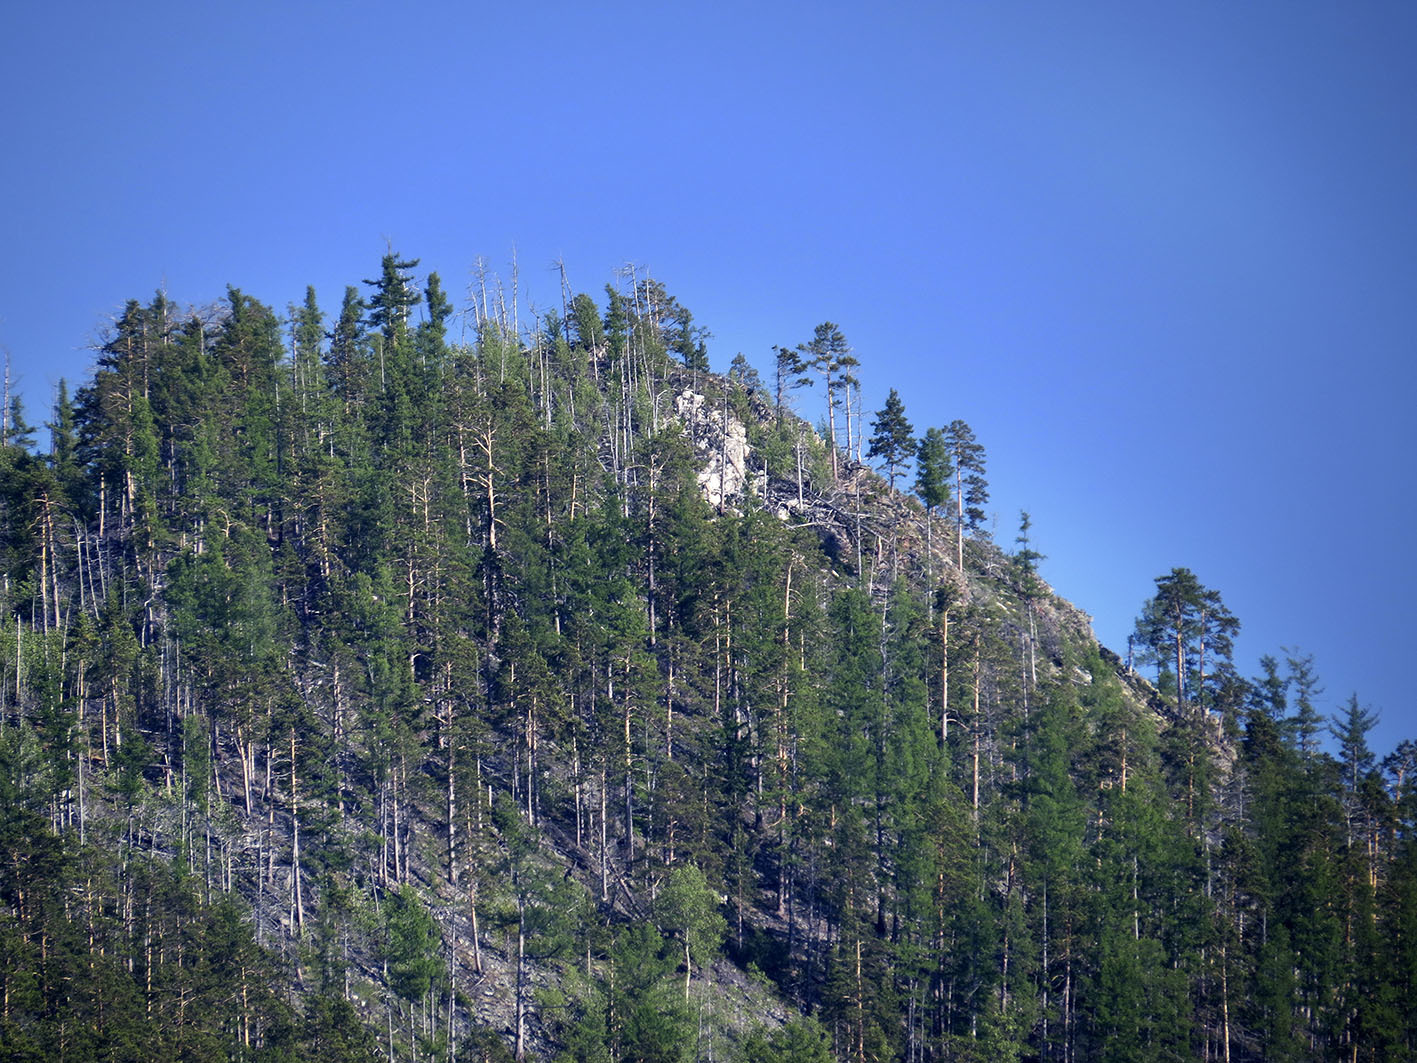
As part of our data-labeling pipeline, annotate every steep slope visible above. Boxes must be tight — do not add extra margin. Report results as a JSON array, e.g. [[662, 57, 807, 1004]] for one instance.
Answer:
[[2, 264, 1411, 1063]]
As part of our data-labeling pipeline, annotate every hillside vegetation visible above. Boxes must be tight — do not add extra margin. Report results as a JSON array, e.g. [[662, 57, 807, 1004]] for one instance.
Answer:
[[1, 256, 1414, 1062]]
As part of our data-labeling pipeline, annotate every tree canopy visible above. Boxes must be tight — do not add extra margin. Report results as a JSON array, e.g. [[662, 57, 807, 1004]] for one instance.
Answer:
[[0, 257, 1410, 1063]]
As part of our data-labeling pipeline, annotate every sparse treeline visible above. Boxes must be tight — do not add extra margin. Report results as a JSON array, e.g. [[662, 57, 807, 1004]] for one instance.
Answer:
[[1, 256, 1414, 1062]]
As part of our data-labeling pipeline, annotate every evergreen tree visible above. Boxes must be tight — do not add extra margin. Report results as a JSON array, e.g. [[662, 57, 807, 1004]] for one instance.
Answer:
[[327, 285, 370, 416], [364, 252, 422, 350], [913, 425, 951, 582], [728, 352, 763, 396], [772, 343, 810, 422], [796, 323, 856, 478], [1133, 567, 1238, 717], [1013, 511, 1045, 598], [291, 285, 325, 399], [384, 882, 443, 1005], [1252, 653, 1288, 721], [416, 270, 453, 369], [866, 387, 916, 491], [11, 255, 1417, 1063], [942, 419, 988, 568], [671, 305, 710, 371], [4, 392, 35, 450], [1285, 649, 1325, 756], [1333, 694, 1378, 799], [569, 291, 605, 355], [741, 1016, 833, 1063]]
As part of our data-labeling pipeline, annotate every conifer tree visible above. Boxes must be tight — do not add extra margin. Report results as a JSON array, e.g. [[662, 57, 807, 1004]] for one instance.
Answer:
[[672, 305, 710, 371], [13, 254, 1417, 1063], [1285, 649, 1325, 756], [327, 285, 370, 418], [728, 352, 763, 396], [291, 286, 325, 399], [365, 253, 422, 350], [416, 271, 452, 368], [1333, 694, 1377, 797], [772, 343, 810, 422], [796, 322, 856, 478], [569, 291, 605, 356], [942, 419, 987, 568], [1133, 567, 1237, 717], [866, 388, 916, 492], [913, 426, 951, 584]]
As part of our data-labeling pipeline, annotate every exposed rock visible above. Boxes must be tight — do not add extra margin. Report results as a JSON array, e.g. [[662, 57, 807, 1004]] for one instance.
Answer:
[[676, 388, 750, 509]]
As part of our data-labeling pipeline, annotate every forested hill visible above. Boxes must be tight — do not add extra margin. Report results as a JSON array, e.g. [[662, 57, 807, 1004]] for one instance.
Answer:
[[1, 255, 1414, 1063]]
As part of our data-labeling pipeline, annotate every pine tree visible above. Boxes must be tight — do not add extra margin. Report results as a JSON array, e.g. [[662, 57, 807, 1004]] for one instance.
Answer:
[[942, 419, 987, 569], [327, 285, 370, 418], [1133, 567, 1238, 717], [364, 252, 422, 350], [416, 271, 453, 369], [1014, 511, 1045, 599], [1285, 649, 1325, 756], [1333, 694, 1378, 799], [569, 291, 605, 356], [912, 426, 951, 585], [866, 388, 916, 492], [796, 323, 856, 479], [742, 1016, 833, 1063], [728, 352, 763, 396], [672, 305, 710, 371], [772, 343, 810, 422], [291, 285, 325, 400]]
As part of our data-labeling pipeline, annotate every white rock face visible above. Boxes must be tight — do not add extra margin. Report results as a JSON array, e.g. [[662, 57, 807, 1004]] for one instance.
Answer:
[[676, 389, 750, 509]]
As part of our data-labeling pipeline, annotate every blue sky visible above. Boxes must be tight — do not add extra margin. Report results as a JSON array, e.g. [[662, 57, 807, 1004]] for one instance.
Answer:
[[3, 2, 1414, 752]]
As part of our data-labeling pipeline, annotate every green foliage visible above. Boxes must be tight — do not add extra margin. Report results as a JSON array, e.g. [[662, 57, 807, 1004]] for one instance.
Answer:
[[653, 863, 727, 982], [1133, 567, 1239, 716], [383, 883, 442, 1003], [727, 352, 763, 397], [866, 387, 916, 489], [914, 425, 951, 512], [570, 291, 606, 353], [1013, 510, 1046, 599], [301, 994, 382, 1062], [740, 1016, 832, 1063], [365, 253, 422, 347], [558, 924, 694, 1063], [6, 255, 1412, 1063], [0, 763, 302, 1060], [797, 323, 857, 470], [944, 419, 988, 531]]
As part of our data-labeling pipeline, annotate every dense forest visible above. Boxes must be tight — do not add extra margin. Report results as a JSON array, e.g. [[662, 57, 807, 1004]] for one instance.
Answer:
[[1, 255, 1415, 1062]]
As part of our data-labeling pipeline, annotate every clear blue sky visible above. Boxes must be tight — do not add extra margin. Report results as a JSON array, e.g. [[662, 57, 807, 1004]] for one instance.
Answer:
[[3, 2, 1414, 752]]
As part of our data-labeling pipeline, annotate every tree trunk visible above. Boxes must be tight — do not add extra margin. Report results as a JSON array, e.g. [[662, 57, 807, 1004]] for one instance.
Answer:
[[515, 894, 527, 1061], [940, 608, 950, 744], [290, 726, 304, 937]]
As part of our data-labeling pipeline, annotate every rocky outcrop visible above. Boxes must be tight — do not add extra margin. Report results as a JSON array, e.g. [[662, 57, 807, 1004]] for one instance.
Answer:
[[676, 388, 750, 509]]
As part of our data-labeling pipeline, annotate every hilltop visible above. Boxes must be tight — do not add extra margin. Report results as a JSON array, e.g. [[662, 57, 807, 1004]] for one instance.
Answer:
[[0, 257, 1411, 1062]]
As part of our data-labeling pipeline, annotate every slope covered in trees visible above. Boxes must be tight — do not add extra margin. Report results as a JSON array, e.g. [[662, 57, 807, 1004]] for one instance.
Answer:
[[1, 256, 1414, 1062]]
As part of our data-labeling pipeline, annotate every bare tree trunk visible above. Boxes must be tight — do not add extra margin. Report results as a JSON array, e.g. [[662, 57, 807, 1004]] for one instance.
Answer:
[[290, 727, 304, 937], [573, 732, 583, 849], [470, 878, 484, 974], [600, 765, 609, 904], [447, 694, 458, 886], [972, 646, 981, 818], [940, 609, 950, 743], [1221, 941, 1231, 1063], [515, 895, 527, 1061]]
